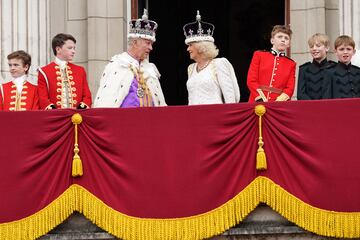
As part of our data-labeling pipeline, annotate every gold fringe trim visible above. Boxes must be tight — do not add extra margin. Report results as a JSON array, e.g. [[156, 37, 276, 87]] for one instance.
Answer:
[[77, 183, 259, 240], [257, 176, 360, 238], [1, 179, 360, 239], [0, 186, 76, 240]]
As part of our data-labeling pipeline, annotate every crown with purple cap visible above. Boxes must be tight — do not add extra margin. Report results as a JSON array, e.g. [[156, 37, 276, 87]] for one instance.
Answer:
[[128, 9, 158, 42]]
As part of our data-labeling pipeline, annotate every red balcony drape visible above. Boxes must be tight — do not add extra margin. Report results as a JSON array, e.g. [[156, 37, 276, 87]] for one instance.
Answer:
[[0, 99, 360, 239]]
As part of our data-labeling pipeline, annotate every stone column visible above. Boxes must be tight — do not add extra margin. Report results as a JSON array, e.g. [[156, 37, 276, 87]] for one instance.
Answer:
[[87, 0, 128, 97], [290, 0, 340, 99], [0, 0, 51, 83], [48, 0, 128, 98], [339, 0, 360, 66]]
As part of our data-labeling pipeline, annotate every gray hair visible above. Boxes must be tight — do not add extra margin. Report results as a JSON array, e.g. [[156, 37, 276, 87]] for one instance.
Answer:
[[127, 37, 137, 49]]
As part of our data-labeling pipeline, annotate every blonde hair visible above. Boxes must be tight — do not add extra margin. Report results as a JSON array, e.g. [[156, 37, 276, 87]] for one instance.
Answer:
[[334, 35, 355, 49], [193, 41, 219, 59], [271, 25, 292, 38], [308, 33, 330, 48]]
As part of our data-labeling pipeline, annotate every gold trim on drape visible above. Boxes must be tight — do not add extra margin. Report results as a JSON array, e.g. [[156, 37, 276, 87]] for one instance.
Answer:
[[1, 178, 360, 240]]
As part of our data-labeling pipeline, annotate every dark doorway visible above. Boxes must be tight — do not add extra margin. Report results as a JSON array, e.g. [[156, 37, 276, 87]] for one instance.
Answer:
[[142, 0, 285, 105]]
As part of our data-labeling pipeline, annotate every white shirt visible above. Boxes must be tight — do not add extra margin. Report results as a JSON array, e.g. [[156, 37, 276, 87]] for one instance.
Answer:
[[55, 57, 67, 70], [13, 75, 27, 94]]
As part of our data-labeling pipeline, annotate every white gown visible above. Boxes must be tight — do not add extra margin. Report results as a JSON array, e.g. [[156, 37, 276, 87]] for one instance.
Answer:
[[186, 58, 240, 105]]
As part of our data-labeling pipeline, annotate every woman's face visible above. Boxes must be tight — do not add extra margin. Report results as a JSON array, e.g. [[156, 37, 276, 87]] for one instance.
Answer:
[[187, 43, 200, 61]]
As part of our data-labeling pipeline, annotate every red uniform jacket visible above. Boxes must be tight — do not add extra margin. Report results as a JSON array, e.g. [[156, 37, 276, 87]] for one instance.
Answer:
[[0, 81, 39, 111], [247, 50, 296, 102], [37, 62, 92, 109]]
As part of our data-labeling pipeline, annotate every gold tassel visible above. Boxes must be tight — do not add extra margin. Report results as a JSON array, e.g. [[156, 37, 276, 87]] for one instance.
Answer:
[[255, 105, 267, 170], [256, 146, 267, 170], [71, 113, 83, 177]]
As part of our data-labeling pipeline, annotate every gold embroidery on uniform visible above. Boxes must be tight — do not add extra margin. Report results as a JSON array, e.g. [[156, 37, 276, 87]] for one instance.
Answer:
[[10, 81, 28, 111], [55, 64, 75, 108]]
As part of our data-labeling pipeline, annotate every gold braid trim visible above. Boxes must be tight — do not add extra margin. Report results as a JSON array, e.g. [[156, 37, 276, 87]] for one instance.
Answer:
[[1, 178, 360, 239]]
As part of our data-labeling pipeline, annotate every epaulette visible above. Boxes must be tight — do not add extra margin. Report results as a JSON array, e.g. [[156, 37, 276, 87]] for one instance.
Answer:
[[299, 62, 311, 68]]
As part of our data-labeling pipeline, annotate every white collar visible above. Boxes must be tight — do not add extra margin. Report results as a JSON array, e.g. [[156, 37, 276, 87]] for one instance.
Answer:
[[13, 75, 27, 94], [13, 75, 26, 85], [55, 57, 68, 69]]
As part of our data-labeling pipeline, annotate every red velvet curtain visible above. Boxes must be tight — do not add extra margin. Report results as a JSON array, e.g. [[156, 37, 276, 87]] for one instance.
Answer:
[[0, 99, 360, 224]]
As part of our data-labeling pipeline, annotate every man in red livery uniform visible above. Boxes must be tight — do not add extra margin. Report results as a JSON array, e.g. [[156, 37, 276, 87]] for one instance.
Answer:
[[0, 50, 39, 111], [38, 33, 92, 109], [247, 25, 296, 102]]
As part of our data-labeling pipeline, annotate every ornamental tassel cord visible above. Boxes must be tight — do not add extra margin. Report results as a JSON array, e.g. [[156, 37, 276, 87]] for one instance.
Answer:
[[255, 105, 267, 170], [71, 113, 83, 177]]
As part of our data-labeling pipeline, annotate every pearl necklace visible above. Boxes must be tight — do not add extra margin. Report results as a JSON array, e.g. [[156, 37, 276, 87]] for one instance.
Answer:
[[197, 60, 211, 72]]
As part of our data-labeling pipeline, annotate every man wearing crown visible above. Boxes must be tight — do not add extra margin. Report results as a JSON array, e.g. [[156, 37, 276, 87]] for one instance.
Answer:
[[93, 9, 166, 108], [37, 33, 92, 109]]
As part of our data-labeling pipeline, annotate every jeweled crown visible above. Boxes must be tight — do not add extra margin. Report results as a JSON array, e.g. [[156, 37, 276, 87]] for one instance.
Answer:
[[183, 10, 215, 44], [128, 9, 158, 42]]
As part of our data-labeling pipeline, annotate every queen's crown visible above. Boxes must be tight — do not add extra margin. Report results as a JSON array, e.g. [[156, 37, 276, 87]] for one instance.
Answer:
[[183, 10, 215, 44]]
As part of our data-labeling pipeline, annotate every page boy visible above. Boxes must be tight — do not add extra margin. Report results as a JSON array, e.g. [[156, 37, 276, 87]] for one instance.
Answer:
[[247, 25, 296, 102], [297, 33, 335, 100], [0, 50, 39, 111], [323, 35, 360, 99], [37, 33, 92, 109]]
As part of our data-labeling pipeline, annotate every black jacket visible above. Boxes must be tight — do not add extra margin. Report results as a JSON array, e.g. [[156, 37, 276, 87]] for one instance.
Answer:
[[297, 59, 335, 100], [322, 62, 360, 99]]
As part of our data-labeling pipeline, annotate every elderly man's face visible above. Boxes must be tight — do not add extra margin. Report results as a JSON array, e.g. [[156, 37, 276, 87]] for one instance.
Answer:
[[134, 39, 154, 61]]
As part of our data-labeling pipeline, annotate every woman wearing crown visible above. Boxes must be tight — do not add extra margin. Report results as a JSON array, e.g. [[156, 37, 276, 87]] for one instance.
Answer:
[[183, 11, 240, 105]]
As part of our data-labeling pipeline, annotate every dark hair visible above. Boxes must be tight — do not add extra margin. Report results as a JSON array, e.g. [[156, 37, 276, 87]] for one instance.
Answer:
[[7, 50, 32, 74], [52, 33, 76, 56]]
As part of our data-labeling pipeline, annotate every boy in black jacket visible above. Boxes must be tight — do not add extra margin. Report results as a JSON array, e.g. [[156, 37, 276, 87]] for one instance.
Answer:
[[297, 33, 335, 100]]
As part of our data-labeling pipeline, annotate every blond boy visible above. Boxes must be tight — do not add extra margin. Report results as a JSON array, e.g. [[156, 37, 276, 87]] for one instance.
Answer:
[[297, 33, 335, 100]]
